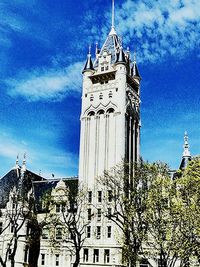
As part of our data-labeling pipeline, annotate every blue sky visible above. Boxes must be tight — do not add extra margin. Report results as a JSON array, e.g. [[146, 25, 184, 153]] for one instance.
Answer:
[[0, 0, 200, 178]]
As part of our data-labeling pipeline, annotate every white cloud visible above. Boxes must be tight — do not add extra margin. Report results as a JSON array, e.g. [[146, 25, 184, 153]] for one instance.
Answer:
[[0, 128, 78, 177], [113, 0, 200, 62], [5, 62, 83, 101]]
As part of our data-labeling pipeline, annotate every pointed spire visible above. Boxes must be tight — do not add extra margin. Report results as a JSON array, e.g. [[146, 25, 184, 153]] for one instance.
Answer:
[[22, 152, 26, 172], [183, 131, 191, 157], [95, 42, 99, 58], [109, 0, 117, 35], [83, 45, 94, 73], [132, 51, 141, 78], [15, 154, 19, 169], [179, 131, 192, 170], [112, 0, 115, 29], [115, 46, 126, 64]]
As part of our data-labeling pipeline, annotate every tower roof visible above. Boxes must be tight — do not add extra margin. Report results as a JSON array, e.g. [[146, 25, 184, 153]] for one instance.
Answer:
[[132, 61, 141, 78], [94, 32, 121, 67], [83, 48, 94, 73], [132, 52, 141, 78], [94, 0, 123, 67], [115, 46, 126, 64], [179, 131, 191, 170]]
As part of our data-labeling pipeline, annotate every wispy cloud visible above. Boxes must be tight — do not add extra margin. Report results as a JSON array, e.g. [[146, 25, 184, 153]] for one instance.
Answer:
[[4, 62, 83, 101], [113, 0, 200, 63], [0, 127, 78, 177]]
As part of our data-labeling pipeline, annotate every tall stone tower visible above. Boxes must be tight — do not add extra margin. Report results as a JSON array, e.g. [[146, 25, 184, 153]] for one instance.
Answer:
[[79, 1, 141, 188]]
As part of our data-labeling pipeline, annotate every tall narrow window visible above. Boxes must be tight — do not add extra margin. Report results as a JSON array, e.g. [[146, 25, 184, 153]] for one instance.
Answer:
[[56, 204, 60, 213], [0, 222, 2, 234], [61, 204, 65, 212], [97, 209, 101, 221], [42, 227, 48, 239], [83, 248, 89, 262], [108, 190, 112, 202], [24, 245, 29, 263], [107, 208, 112, 219], [93, 249, 99, 263], [88, 191, 92, 203], [41, 254, 45, 265], [140, 259, 149, 267], [96, 226, 101, 239], [56, 227, 62, 240], [97, 191, 102, 202], [55, 254, 59, 266], [87, 226, 91, 238], [11, 224, 14, 233], [107, 226, 111, 238], [104, 249, 110, 263], [88, 208, 92, 221]]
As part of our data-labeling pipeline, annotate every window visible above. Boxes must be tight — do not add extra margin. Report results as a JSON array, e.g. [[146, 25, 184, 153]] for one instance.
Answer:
[[107, 226, 111, 238], [97, 109, 104, 115], [88, 191, 92, 203], [99, 93, 103, 100], [140, 259, 149, 267], [0, 222, 2, 234], [88, 208, 92, 221], [24, 245, 29, 263], [41, 254, 45, 265], [56, 204, 60, 213], [107, 108, 114, 114], [8, 249, 12, 260], [61, 204, 65, 212], [11, 224, 14, 233], [101, 67, 104, 71], [108, 190, 112, 202], [108, 91, 112, 98], [87, 226, 91, 238], [88, 111, 95, 116], [90, 95, 94, 101], [83, 248, 89, 262], [55, 254, 59, 266], [96, 226, 101, 239], [56, 227, 62, 240], [42, 227, 48, 239], [104, 249, 110, 263], [93, 249, 99, 263], [97, 191, 102, 202], [107, 208, 112, 219], [97, 209, 101, 221], [105, 66, 109, 71]]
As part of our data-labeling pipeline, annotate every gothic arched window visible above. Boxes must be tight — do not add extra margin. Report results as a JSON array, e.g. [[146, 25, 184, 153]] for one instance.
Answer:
[[107, 108, 114, 114], [88, 111, 95, 117], [97, 109, 105, 115]]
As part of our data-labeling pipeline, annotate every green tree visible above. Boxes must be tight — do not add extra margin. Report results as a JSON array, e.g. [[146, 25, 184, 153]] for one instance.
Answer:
[[98, 160, 155, 267], [41, 181, 90, 267], [145, 162, 181, 267], [174, 157, 200, 266]]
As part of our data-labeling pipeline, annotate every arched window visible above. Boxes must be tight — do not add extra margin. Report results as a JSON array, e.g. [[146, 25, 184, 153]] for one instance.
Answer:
[[107, 108, 114, 114], [88, 111, 95, 116], [97, 110, 105, 115], [55, 226, 62, 240], [42, 227, 48, 239]]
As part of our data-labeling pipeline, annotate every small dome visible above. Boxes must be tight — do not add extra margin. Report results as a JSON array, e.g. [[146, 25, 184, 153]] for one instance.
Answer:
[[56, 179, 66, 190]]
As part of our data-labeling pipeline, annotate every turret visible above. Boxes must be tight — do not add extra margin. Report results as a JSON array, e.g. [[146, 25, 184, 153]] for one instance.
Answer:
[[131, 52, 141, 81], [179, 131, 192, 170], [115, 46, 126, 65], [82, 46, 94, 74]]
